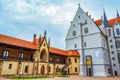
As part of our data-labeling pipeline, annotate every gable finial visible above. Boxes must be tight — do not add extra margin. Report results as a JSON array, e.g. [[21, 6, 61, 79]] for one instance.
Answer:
[[44, 30, 47, 37], [78, 3, 80, 7]]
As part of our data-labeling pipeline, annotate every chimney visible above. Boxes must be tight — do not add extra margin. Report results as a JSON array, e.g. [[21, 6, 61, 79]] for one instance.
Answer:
[[33, 34, 37, 44]]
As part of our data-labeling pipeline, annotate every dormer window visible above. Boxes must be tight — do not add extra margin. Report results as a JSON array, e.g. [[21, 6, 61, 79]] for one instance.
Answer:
[[3, 51, 9, 58], [73, 31, 76, 36], [84, 27, 88, 34]]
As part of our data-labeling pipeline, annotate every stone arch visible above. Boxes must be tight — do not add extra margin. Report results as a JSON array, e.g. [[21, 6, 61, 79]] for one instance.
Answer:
[[40, 49, 47, 62]]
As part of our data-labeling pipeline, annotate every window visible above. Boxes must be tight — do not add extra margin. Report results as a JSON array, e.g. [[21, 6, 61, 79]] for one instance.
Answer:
[[116, 28, 120, 35], [73, 31, 76, 36], [74, 44, 77, 48], [84, 42, 86, 47], [57, 58, 59, 62], [84, 27, 88, 34], [68, 58, 71, 63], [116, 41, 120, 48], [75, 67, 77, 72], [50, 57, 53, 62], [110, 39, 112, 42], [19, 53, 23, 59], [78, 16, 80, 19], [117, 53, 120, 63], [48, 66, 51, 72], [73, 24, 75, 27], [113, 64, 116, 67], [44, 43, 46, 46], [111, 51, 114, 54], [3, 51, 9, 58], [75, 58, 77, 63], [108, 29, 111, 37], [8, 64, 12, 69], [112, 57, 115, 60], [25, 66, 28, 73], [110, 45, 113, 48]]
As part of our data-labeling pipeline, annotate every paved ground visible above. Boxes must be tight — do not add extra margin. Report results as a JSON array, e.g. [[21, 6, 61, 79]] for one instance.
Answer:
[[1, 75, 120, 80]]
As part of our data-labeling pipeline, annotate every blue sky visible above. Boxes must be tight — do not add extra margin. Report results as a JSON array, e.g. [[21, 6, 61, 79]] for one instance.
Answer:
[[0, 0, 120, 49]]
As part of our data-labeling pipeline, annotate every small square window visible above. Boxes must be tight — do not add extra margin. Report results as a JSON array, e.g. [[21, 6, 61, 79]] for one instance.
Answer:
[[8, 64, 12, 69]]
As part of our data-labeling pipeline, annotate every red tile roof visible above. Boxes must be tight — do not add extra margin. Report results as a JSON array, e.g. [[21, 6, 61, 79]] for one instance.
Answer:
[[95, 17, 120, 27], [50, 47, 79, 56], [50, 47, 67, 56], [0, 34, 37, 50], [0, 34, 79, 56]]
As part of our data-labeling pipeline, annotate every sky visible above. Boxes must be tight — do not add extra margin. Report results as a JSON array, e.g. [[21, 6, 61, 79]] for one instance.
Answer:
[[0, 0, 120, 49]]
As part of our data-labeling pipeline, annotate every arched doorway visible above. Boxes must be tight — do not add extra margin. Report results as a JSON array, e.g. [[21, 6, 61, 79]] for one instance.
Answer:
[[115, 71, 118, 76], [41, 65, 45, 75], [40, 50, 47, 62]]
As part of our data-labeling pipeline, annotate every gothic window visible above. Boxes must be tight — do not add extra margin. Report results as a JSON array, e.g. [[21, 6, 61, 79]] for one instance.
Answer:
[[73, 31, 76, 36], [84, 42, 86, 47], [57, 58, 59, 62], [19, 53, 23, 59], [3, 51, 9, 58], [25, 66, 28, 73], [84, 27, 88, 34], [68, 58, 71, 63], [48, 66, 51, 72], [50, 57, 53, 62], [116, 41, 120, 48], [113, 64, 116, 67], [8, 64, 12, 69], [75, 67, 78, 72], [73, 24, 75, 27], [74, 44, 77, 48], [108, 29, 111, 37], [112, 57, 115, 60], [117, 53, 120, 63], [110, 39, 112, 42], [111, 51, 114, 54], [75, 58, 77, 63], [116, 28, 120, 35]]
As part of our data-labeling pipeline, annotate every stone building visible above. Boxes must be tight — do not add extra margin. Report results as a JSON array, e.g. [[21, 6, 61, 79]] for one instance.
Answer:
[[65, 4, 120, 76], [0, 33, 79, 75]]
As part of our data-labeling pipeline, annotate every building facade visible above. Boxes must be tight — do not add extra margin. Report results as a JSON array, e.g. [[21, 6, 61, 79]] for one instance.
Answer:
[[0, 33, 79, 76], [65, 4, 120, 76]]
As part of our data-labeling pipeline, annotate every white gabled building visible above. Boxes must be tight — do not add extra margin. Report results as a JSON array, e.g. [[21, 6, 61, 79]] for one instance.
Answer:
[[65, 4, 120, 76]]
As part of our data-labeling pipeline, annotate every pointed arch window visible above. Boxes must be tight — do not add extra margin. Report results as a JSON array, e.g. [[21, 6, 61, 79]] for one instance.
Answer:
[[84, 27, 88, 34], [3, 51, 9, 58], [73, 31, 76, 36], [116, 28, 120, 35]]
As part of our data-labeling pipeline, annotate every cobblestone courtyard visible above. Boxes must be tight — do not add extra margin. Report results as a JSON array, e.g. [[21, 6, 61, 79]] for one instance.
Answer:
[[1, 75, 120, 80]]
